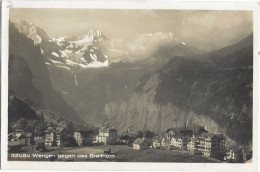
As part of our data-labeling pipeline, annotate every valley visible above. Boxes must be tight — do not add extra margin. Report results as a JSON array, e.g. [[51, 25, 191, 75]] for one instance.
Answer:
[[9, 19, 253, 149]]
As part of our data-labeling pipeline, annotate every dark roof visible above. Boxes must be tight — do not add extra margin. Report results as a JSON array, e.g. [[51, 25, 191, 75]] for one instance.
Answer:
[[189, 137, 198, 142], [153, 136, 160, 141], [166, 126, 207, 134], [166, 128, 179, 133], [119, 135, 130, 140], [189, 126, 207, 133], [34, 135, 44, 138], [99, 126, 117, 133], [17, 134, 25, 139], [25, 133, 33, 137], [133, 138, 146, 144], [35, 139, 45, 144], [56, 127, 64, 133], [201, 133, 222, 139], [44, 127, 55, 133], [74, 128, 92, 132]]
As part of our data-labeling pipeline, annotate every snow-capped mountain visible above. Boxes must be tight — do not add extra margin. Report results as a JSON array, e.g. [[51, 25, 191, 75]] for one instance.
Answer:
[[12, 20, 109, 69], [48, 31, 109, 69]]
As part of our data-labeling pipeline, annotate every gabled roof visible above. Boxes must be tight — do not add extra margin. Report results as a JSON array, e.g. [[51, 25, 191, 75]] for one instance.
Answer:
[[16, 133, 25, 139], [74, 128, 92, 132], [119, 135, 130, 140], [25, 132, 32, 138], [189, 126, 207, 133], [8, 133, 16, 138], [133, 138, 146, 145], [56, 127, 64, 133], [99, 126, 117, 133], [44, 127, 55, 133], [201, 133, 222, 139], [189, 137, 198, 142], [153, 136, 160, 141], [172, 135, 187, 140]]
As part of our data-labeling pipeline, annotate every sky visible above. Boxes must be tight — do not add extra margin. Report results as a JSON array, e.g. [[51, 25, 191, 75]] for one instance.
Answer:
[[10, 9, 253, 50]]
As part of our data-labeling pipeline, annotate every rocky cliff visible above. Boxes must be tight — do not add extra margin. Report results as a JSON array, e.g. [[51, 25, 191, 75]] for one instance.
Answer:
[[104, 34, 253, 146]]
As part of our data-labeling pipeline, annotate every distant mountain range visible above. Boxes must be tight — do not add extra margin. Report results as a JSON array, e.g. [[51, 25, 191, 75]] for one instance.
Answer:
[[9, 20, 253, 146]]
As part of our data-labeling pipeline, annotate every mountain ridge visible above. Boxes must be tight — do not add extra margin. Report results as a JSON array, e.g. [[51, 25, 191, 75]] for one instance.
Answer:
[[9, 22, 85, 125], [104, 33, 253, 146]]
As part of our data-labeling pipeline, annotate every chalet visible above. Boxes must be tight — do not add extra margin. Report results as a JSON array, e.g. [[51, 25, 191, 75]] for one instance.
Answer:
[[224, 146, 252, 163], [8, 131, 33, 146], [161, 137, 170, 147], [170, 136, 189, 150], [74, 129, 93, 146], [187, 136, 199, 151], [197, 133, 225, 158], [166, 126, 207, 141], [133, 138, 149, 150], [166, 128, 191, 140], [44, 126, 69, 147], [152, 136, 161, 148], [94, 126, 117, 145], [56, 127, 68, 147], [24, 133, 33, 145], [44, 127, 56, 146]]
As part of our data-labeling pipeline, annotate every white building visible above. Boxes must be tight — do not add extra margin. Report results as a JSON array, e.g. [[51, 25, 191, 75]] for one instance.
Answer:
[[94, 126, 117, 145], [133, 138, 149, 150]]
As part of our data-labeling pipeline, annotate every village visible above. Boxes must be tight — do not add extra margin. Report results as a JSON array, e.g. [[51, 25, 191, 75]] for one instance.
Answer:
[[8, 121, 252, 163]]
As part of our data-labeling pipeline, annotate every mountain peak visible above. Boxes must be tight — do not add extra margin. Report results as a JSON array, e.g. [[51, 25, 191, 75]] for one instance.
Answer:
[[12, 20, 50, 45]]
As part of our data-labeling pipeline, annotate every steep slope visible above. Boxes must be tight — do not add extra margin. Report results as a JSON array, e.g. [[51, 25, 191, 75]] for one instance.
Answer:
[[105, 34, 253, 146], [48, 40, 203, 126], [9, 22, 84, 124]]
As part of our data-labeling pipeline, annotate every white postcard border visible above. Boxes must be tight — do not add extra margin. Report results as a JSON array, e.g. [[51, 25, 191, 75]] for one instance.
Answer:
[[1, 1, 259, 171]]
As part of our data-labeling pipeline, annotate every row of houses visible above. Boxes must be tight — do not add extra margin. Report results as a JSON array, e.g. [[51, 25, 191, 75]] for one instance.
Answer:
[[8, 126, 94, 150], [8, 123, 119, 151], [132, 126, 251, 162], [8, 129, 45, 151]]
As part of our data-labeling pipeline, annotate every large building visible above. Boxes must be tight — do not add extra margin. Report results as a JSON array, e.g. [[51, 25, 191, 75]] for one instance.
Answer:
[[196, 133, 225, 158], [44, 126, 68, 146], [170, 136, 189, 150], [94, 126, 117, 145], [166, 126, 207, 141]]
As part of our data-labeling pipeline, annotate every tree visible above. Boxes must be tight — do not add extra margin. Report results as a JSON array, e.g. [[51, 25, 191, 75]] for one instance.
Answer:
[[136, 131, 143, 138], [16, 118, 27, 129], [144, 130, 155, 138], [66, 137, 78, 147], [34, 121, 47, 136]]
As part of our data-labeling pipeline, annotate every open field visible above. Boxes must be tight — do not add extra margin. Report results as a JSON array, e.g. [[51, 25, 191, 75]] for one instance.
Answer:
[[8, 145, 220, 162]]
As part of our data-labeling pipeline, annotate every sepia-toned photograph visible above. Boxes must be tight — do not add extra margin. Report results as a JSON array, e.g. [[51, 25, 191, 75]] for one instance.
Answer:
[[4, 4, 257, 168]]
